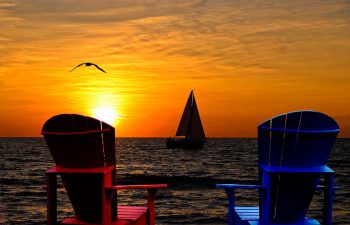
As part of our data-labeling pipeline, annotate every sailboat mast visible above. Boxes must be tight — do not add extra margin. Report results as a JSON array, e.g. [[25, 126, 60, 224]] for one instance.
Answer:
[[191, 90, 194, 107]]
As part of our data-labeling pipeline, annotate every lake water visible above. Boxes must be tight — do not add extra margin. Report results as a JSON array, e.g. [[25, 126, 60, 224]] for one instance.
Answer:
[[1, 138, 349, 224]]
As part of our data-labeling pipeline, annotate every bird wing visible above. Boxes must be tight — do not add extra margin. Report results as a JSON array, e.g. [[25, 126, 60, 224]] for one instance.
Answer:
[[92, 63, 107, 73], [69, 63, 86, 72]]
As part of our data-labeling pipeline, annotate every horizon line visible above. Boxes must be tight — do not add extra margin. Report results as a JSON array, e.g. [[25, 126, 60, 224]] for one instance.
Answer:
[[1, 136, 350, 139]]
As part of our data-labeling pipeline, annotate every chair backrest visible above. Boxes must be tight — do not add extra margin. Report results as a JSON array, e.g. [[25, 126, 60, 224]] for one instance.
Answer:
[[257, 111, 339, 223], [42, 114, 116, 223]]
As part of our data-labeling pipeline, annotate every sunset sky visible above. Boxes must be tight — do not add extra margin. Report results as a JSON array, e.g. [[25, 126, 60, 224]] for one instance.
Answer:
[[1, 0, 349, 137]]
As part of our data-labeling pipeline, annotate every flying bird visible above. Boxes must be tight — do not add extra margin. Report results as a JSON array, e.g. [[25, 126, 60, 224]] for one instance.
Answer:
[[69, 62, 107, 73]]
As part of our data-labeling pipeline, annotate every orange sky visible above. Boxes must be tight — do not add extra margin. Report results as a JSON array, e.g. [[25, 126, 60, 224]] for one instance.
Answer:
[[1, 0, 349, 137]]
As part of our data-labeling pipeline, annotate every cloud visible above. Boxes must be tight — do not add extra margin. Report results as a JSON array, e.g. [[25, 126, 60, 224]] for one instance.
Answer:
[[5, 0, 206, 24], [0, 2, 17, 9], [1, 0, 350, 83]]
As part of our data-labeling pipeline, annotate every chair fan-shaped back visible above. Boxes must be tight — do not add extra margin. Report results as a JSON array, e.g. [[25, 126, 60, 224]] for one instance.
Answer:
[[257, 111, 339, 223], [42, 114, 117, 223]]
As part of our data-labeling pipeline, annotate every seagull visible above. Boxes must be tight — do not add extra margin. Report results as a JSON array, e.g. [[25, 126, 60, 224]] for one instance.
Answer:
[[69, 62, 107, 73]]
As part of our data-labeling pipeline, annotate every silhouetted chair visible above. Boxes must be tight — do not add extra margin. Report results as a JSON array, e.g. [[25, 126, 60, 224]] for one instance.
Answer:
[[217, 111, 340, 225], [42, 114, 167, 225]]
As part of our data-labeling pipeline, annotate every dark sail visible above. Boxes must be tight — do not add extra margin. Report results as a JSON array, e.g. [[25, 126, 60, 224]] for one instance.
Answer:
[[186, 94, 205, 140], [176, 90, 194, 136]]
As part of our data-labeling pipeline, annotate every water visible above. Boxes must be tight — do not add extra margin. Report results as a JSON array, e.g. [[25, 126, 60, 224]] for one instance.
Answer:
[[0, 138, 349, 224]]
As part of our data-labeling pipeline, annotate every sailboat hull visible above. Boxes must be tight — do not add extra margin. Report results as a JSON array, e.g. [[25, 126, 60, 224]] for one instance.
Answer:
[[166, 137, 206, 149]]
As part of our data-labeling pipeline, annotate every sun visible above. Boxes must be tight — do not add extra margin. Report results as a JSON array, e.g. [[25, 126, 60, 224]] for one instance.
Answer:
[[92, 106, 120, 126]]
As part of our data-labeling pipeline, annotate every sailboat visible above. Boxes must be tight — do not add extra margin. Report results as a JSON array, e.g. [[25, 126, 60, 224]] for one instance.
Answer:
[[167, 90, 206, 148]]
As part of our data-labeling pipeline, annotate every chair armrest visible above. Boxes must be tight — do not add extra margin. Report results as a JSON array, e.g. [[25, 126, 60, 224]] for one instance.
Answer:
[[216, 184, 263, 225], [216, 184, 264, 189]]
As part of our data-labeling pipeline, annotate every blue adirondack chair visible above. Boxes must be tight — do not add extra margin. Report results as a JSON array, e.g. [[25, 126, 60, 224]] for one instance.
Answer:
[[217, 111, 340, 225]]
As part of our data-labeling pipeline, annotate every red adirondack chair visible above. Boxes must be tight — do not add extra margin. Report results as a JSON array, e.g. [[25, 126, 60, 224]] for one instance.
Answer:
[[42, 114, 167, 225]]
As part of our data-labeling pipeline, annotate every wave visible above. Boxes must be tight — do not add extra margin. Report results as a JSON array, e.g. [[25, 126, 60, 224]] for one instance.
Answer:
[[118, 174, 259, 188]]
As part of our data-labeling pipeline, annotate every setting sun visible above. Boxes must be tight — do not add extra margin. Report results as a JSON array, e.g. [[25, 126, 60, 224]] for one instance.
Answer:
[[92, 106, 120, 126]]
